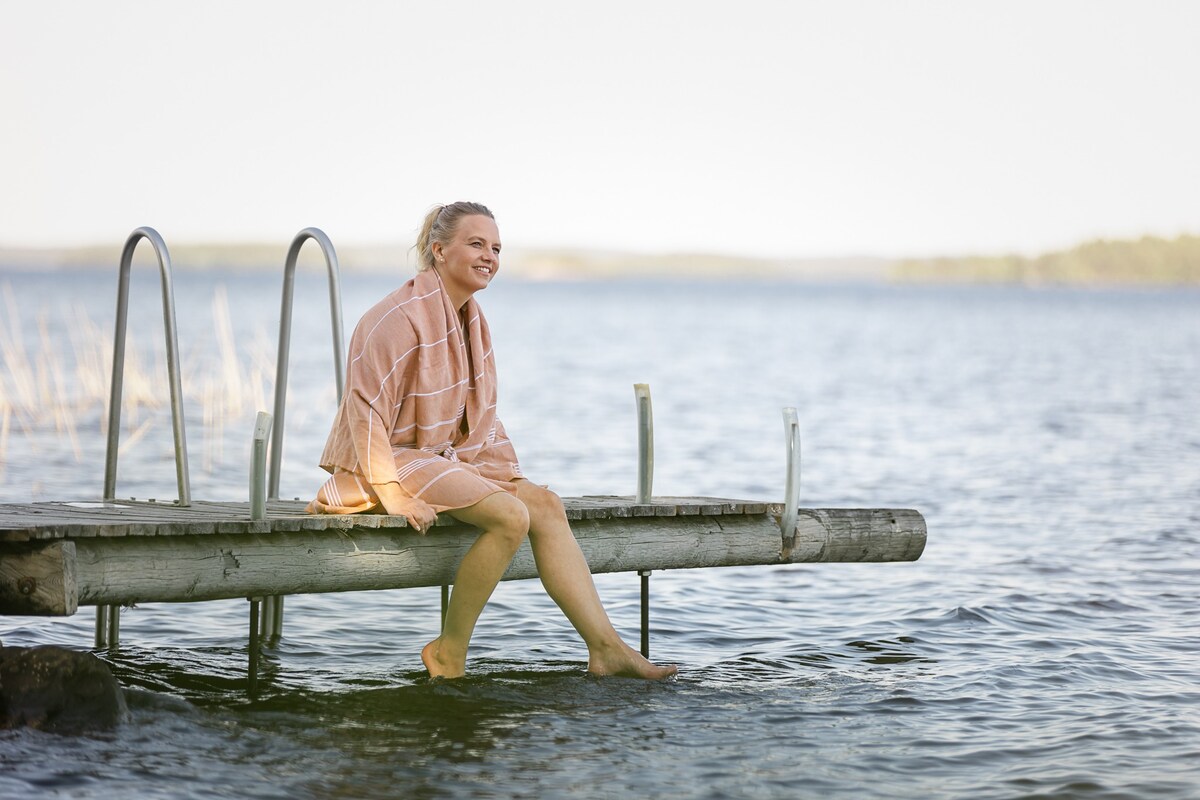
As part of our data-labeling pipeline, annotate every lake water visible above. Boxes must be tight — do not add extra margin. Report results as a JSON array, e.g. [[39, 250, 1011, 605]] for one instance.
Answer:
[[1, 266, 1198, 798]]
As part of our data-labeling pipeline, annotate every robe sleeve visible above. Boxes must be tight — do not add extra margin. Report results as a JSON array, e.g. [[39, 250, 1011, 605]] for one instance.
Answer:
[[340, 311, 417, 486]]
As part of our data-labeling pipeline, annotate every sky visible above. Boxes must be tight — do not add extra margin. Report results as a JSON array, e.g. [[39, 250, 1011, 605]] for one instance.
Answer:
[[2, 0, 1198, 259]]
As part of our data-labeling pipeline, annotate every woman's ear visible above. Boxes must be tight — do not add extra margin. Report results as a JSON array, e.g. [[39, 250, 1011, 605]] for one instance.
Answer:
[[431, 241, 443, 263]]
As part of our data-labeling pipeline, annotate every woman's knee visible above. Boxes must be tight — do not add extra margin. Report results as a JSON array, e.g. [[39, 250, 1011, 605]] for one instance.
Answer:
[[452, 492, 529, 544], [520, 485, 567, 529], [482, 493, 530, 545]]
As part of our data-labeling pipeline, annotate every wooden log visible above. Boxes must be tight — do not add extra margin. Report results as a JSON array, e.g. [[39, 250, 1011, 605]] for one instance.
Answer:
[[0, 541, 78, 615], [785, 509, 927, 563], [61, 509, 925, 609]]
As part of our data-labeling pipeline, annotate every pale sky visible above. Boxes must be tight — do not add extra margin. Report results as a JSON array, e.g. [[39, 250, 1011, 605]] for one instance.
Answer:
[[2, 0, 1197, 259]]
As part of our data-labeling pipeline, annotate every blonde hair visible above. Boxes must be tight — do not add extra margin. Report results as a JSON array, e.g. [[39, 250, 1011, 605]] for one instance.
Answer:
[[415, 201, 495, 272]]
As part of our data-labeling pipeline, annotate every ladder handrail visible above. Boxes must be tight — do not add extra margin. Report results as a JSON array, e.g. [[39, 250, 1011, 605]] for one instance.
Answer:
[[268, 227, 345, 500], [103, 227, 191, 505]]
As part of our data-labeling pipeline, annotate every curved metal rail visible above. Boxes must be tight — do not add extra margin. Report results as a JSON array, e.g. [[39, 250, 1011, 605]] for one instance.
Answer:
[[99, 227, 192, 648], [103, 227, 191, 505], [267, 227, 345, 500], [260, 228, 345, 645]]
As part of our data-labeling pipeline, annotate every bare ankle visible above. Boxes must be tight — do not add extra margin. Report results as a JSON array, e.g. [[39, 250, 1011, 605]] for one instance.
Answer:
[[422, 637, 468, 679]]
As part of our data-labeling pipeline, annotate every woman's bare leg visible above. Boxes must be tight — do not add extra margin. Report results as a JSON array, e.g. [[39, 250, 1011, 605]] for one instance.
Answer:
[[421, 492, 529, 678], [514, 480, 677, 679]]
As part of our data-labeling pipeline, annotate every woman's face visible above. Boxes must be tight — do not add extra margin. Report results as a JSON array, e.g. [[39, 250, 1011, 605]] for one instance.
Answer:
[[433, 214, 501, 307]]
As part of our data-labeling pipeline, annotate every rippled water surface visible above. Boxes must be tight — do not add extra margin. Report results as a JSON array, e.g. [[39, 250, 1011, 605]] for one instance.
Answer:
[[2, 268, 1198, 798]]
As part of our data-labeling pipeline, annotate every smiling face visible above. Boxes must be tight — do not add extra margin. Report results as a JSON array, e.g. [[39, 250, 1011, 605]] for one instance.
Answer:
[[432, 214, 501, 310]]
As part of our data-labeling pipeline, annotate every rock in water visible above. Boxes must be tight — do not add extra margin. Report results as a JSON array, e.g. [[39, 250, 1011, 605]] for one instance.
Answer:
[[0, 645, 128, 732]]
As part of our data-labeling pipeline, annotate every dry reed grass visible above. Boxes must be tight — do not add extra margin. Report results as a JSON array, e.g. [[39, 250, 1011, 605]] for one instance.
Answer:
[[0, 281, 275, 482]]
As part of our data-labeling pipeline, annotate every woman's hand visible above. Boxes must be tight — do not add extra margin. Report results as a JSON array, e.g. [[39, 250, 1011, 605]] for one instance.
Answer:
[[391, 497, 439, 533], [372, 482, 439, 533]]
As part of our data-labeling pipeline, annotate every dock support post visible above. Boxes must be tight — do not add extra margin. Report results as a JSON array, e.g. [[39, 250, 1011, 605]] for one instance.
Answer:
[[639, 569, 651, 658], [108, 604, 120, 648], [634, 384, 654, 658], [248, 597, 261, 700], [249, 412, 283, 644], [94, 604, 120, 649], [260, 596, 283, 643]]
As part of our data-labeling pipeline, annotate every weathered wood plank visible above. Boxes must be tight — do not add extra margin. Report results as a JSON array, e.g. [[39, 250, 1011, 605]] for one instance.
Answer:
[[52, 509, 925, 609], [0, 496, 779, 540], [0, 541, 78, 615]]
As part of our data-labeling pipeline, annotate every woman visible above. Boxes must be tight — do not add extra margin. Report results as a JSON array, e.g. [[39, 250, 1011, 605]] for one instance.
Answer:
[[309, 201, 677, 680]]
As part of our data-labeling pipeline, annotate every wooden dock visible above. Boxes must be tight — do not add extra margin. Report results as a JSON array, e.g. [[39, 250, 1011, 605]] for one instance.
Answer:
[[0, 497, 926, 617], [0, 230, 929, 699]]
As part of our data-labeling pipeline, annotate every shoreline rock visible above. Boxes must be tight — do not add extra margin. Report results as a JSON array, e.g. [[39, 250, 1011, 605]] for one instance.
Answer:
[[0, 644, 128, 733]]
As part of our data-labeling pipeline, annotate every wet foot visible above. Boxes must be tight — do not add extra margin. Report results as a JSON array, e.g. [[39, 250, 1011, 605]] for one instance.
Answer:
[[587, 642, 678, 680], [421, 638, 466, 679]]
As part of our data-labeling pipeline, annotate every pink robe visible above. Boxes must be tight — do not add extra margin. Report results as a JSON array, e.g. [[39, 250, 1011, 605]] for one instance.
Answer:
[[308, 268, 522, 514]]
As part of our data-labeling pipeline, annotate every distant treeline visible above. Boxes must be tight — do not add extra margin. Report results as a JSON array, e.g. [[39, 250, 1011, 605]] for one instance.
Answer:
[[894, 234, 1200, 285]]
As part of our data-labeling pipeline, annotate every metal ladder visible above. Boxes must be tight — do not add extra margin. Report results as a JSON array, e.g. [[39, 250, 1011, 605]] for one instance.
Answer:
[[96, 227, 192, 648], [256, 228, 346, 643]]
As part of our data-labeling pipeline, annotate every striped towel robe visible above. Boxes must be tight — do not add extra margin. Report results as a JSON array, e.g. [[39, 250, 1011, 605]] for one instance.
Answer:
[[308, 268, 523, 514]]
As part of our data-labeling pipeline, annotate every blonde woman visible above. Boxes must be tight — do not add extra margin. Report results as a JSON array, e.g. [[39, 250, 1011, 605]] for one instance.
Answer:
[[310, 202, 676, 681]]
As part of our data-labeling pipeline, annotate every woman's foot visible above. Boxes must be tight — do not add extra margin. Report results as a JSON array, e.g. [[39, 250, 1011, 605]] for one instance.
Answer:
[[587, 641, 678, 679], [422, 637, 467, 679]]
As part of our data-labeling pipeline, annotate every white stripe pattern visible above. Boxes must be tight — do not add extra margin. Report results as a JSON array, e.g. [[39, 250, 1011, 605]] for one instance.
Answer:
[[349, 289, 440, 365], [411, 468, 469, 499]]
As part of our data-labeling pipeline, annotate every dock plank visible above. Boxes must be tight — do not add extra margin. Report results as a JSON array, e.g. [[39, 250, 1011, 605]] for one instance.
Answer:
[[0, 496, 774, 541]]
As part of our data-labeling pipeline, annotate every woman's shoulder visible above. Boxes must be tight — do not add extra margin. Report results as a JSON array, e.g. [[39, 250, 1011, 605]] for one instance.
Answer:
[[353, 271, 447, 340]]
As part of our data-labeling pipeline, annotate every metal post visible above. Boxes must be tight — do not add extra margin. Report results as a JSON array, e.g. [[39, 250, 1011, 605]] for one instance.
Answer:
[[94, 604, 120, 650], [781, 408, 802, 539], [248, 597, 261, 700], [261, 596, 284, 645], [250, 412, 271, 520], [248, 411, 282, 643], [634, 384, 653, 503], [639, 569, 651, 658], [108, 605, 120, 648], [634, 384, 654, 657], [94, 606, 108, 648]]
